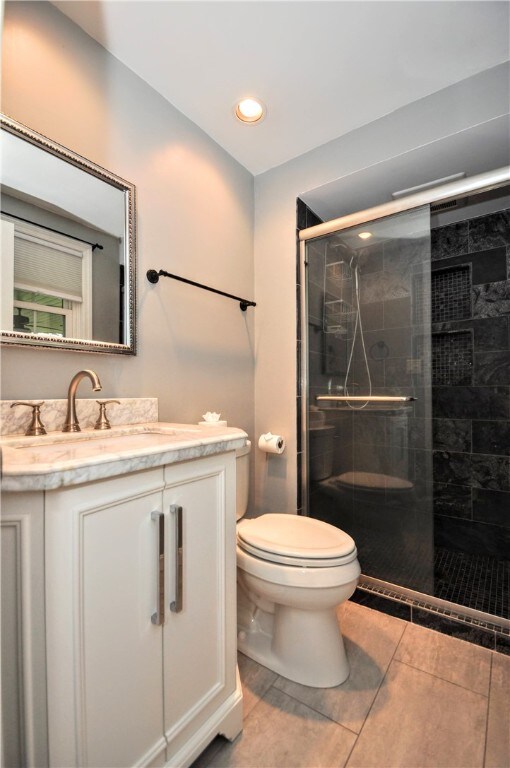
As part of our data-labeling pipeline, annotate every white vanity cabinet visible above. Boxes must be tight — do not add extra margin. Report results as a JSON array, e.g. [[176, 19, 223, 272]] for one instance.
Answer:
[[2, 450, 242, 768]]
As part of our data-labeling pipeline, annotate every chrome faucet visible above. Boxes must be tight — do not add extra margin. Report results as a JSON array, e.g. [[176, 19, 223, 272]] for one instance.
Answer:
[[63, 370, 102, 432]]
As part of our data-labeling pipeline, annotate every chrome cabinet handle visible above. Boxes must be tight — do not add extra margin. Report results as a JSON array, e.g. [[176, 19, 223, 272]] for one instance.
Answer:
[[151, 511, 165, 625], [170, 505, 183, 613]]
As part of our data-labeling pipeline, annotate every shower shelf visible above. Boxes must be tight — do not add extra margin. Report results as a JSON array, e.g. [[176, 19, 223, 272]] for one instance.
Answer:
[[323, 298, 355, 334], [326, 260, 352, 282]]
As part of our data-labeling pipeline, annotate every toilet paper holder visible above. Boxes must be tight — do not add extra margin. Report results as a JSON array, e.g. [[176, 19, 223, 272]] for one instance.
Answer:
[[258, 432, 285, 455]]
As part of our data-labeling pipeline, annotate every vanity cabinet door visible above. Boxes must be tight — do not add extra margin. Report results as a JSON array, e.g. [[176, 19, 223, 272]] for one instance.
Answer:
[[45, 469, 167, 768], [1, 492, 48, 768], [162, 453, 240, 764]]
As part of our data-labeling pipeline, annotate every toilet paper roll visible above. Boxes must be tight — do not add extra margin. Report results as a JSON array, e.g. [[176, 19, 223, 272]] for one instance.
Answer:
[[258, 432, 285, 455]]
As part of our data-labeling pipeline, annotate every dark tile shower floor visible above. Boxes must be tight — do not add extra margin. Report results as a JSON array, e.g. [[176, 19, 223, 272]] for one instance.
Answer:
[[356, 534, 510, 620], [434, 547, 510, 620]]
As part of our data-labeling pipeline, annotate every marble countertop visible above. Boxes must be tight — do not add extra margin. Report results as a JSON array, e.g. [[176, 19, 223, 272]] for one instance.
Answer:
[[1, 422, 248, 492]]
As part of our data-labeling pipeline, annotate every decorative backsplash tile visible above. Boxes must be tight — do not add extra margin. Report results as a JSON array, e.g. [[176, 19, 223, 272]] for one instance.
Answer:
[[0, 398, 158, 436]]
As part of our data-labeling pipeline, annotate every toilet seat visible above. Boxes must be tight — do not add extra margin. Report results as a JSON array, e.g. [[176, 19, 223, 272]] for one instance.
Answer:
[[237, 513, 357, 567]]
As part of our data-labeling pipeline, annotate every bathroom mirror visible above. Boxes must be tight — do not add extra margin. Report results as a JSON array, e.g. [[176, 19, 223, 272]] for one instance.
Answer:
[[0, 114, 136, 354]]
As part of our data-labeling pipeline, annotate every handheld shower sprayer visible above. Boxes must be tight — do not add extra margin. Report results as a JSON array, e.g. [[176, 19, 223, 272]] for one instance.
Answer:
[[344, 257, 372, 409]]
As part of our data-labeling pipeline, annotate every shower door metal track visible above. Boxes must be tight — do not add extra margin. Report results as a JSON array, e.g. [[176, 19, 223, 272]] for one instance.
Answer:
[[298, 165, 510, 626], [299, 165, 510, 242], [359, 576, 510, 636]]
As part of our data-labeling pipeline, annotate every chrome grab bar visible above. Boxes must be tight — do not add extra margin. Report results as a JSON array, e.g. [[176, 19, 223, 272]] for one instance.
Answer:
[[316, 395, 416, 402], [151, 511, 165, 626], [170, 505, 183, 613]]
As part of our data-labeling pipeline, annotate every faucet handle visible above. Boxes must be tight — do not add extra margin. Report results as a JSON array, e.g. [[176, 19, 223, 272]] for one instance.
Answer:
[[94, 400, 120, 430], [10, 401, 47, 436]]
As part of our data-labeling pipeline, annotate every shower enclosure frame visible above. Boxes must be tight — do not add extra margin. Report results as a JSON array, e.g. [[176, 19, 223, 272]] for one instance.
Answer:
[[298, 165, 510, 630]]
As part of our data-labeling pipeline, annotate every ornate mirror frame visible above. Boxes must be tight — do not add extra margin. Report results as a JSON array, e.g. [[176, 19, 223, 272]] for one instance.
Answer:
[[1, 114, 136, 355]]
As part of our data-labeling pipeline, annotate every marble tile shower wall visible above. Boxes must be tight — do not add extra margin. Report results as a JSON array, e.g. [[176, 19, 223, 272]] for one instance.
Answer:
[[431, 208, 510, 561]]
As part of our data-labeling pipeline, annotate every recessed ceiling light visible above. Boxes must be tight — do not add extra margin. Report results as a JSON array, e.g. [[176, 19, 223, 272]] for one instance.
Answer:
[[235, 97, 266, 124], [358, 232, 372, 240]]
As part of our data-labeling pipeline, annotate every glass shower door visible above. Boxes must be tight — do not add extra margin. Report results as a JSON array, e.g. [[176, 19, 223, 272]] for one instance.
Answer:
[[304, 205, 434, 594]]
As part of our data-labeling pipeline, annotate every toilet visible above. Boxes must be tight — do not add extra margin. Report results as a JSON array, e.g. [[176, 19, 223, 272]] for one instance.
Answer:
[[235, 441, 361, 688]]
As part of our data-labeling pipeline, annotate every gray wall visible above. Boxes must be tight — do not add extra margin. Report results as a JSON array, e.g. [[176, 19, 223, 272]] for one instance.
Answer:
[[1, 3, 255, 450]]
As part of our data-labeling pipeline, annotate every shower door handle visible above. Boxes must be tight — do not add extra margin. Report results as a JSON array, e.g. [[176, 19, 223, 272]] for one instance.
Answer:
[[316, 395, 416, 402]]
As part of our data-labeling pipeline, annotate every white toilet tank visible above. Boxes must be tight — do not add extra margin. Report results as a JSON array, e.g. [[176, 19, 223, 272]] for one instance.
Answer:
[[236, 440, 251, 521]]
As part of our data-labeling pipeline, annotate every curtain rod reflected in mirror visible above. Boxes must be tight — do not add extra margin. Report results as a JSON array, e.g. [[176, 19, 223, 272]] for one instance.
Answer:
[[0, 114, 137, 355]]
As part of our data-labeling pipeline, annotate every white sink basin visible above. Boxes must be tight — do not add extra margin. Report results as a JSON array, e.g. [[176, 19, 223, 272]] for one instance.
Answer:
[[2, 424, 210, 466], [2, 423, 201, 449]]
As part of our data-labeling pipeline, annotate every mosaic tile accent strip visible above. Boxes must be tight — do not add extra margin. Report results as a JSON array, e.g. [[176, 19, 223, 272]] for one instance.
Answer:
[[432, 331, 473, 386], [432, 265, 471, 323]]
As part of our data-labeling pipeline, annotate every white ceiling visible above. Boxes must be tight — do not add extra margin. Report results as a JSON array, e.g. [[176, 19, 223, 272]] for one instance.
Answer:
[[52, 1, 509, 176]]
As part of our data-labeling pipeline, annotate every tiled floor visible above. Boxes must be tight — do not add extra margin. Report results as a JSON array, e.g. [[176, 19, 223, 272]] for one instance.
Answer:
[[193, 601, 510, 768]]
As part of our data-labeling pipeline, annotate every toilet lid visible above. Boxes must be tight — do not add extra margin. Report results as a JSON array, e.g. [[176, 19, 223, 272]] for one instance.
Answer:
[[237, 514, 357, 567], [335, 471, 414, 491]]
